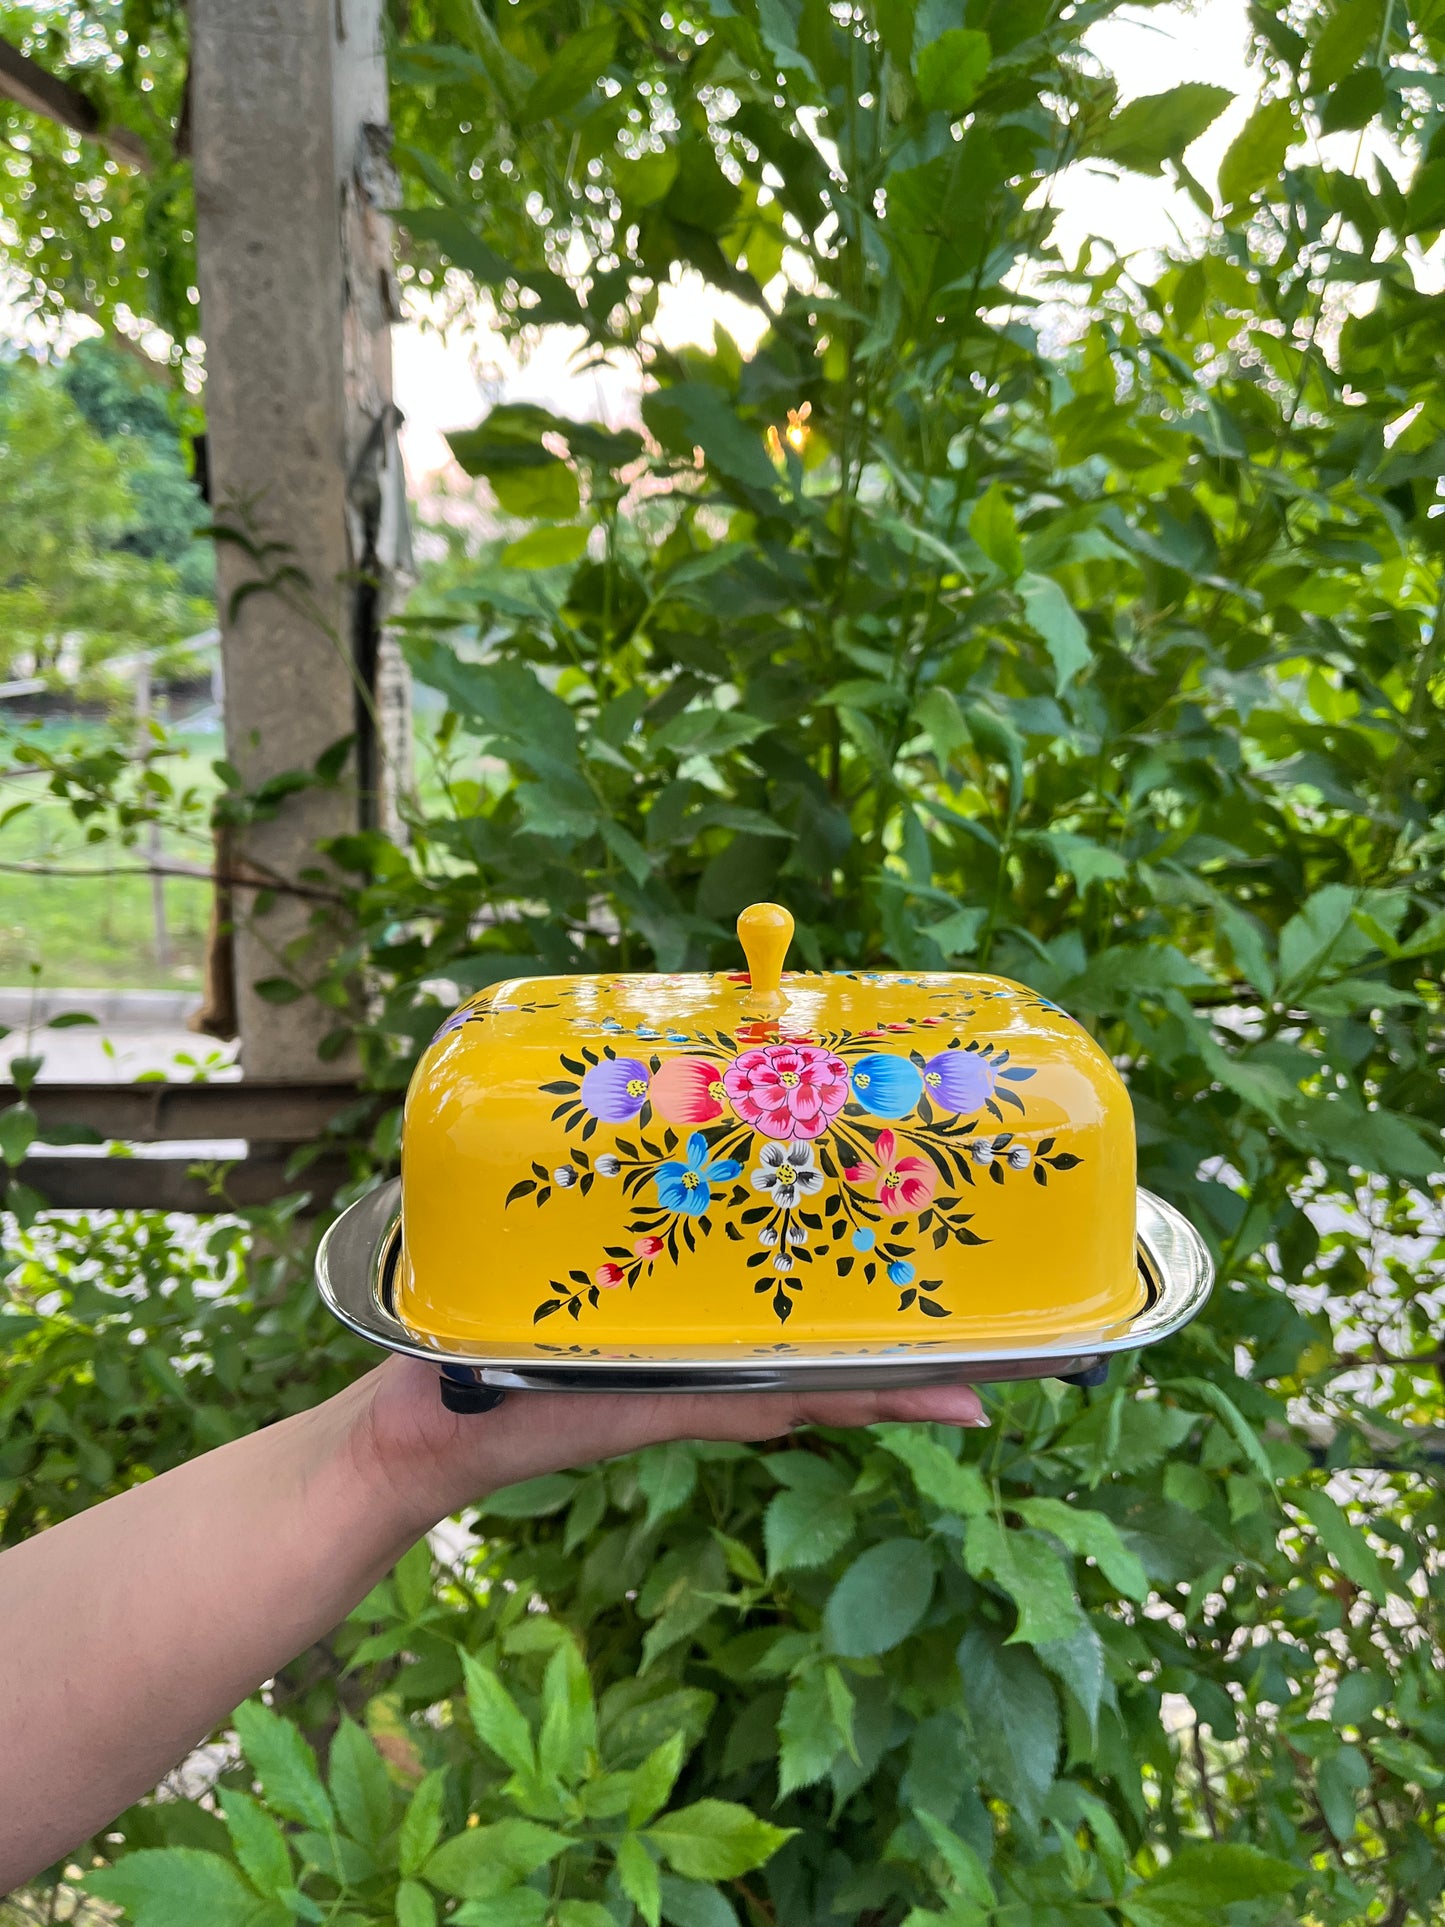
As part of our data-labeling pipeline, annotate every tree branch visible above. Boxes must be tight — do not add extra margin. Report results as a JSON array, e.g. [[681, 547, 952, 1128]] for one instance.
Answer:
[[0, 35, 152, 174]]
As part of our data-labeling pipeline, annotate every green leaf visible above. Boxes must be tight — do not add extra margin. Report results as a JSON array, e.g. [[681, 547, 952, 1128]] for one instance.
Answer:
[[399, 1769, 448, 1878], [636, 1440, 700, 1527], [492, 460, 582, 521], [778, 1667, 844, 1794], [1317, 1743, 1370, 1839], [617, 1833, 663, 1927], [232, 1698, 334, 1832], [396, 1878, 438, 1927], [219, 1789, 292, 1898], [659, 1877, 739, 1927], [0, 1102, 36, 1166], [874, 1424, 989, 1517], [629, 1730, 687, 1827], [252, 976, 303, 1005], [915, 29, 990, 112], [1130, 1842, 1299, 1909], [452, 1893, 550, 1927], [1092, 83, 1233, 175], [1018, 572, 1090, 691], [538, 1636, 597, 1785], [1218, 97, 1296, 208], [643, 383, 777, 492], [474, 1472, 580, 1518], [462, 1650, 538, 1777], [1015, 1497, 1150, 1600], [824, 1539, 935, 1655], [424, 1818, 572, 1898], [957, 1624, 1059, 1822], [964, 1516, 1082, 1645], [763, 1454, 857, 1574], [1319, 64, 1385, 131], [914, 1809, 995, 1905], [517, 20, 617, 124], [87, 1850, 283, 1927], [1295, 1488, 1389, 1603], [500, 524, 590, 570], [327, 1718, 393, 1849], [394, 1538, 433, 1620], [1310, 0, 1384, 89], [968, 484, 1023, 578], [646, 1800, 795, 1880]]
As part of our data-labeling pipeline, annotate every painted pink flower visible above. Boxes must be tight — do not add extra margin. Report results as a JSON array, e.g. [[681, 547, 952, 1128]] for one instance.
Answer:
[[651, 1054, 729, 1125], [723, 1043, 850, 1141], [633, 1235, 663, 1258], [843, 1129, 937, 1213], [595, 1263, 625, 1289]]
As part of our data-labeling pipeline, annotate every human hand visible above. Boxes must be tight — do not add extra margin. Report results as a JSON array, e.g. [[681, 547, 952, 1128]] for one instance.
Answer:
[[348, 1355, 988, 1534]]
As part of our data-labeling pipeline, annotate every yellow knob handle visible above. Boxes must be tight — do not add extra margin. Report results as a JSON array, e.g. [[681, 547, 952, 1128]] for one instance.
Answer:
[[737, 902, 794, 996]]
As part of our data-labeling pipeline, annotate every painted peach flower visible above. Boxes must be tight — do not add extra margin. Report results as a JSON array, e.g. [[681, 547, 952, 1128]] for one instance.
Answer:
[[843, 1129, 937, 1212], [651, 1054, 729, 1125]]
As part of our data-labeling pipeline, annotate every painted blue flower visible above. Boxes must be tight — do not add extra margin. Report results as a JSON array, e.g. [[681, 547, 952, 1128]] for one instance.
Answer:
[[887, 1260, 915, 1287], [849, 1052, 924, 1118], [654, 1132, 743, 1217], [852, 1226, 875, 1252]]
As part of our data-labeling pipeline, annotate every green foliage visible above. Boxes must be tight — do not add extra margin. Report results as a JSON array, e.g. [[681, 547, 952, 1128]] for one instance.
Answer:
[[0, 1, 195, 352], [0, 355, 211, 685], [6, 0, 1445, 1923]]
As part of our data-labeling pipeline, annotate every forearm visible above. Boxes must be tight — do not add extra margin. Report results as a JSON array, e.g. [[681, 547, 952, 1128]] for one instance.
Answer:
[[0, 1352, 985, 1891], [0, 1370, 427, 1891]]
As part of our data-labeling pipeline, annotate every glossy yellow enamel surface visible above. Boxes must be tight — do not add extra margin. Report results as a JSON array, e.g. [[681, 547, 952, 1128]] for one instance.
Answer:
[[396, 916, 1141, 1360]]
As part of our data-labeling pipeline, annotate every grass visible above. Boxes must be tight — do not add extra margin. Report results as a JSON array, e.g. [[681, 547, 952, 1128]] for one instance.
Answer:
[[0, 721, 219, 992]]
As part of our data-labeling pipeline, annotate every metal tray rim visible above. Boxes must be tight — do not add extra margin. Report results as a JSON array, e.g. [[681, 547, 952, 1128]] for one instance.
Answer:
[[315, 1180, 1213, 1389]]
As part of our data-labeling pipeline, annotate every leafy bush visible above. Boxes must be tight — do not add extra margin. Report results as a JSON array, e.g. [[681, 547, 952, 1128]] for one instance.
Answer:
[[5, 0, 1445, 1923]]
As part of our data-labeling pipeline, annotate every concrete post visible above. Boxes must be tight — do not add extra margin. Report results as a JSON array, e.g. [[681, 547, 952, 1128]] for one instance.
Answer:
[[190, 0, 410, 1077]]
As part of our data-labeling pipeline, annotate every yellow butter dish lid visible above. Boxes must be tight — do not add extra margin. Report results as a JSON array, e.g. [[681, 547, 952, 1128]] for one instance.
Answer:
[[393, 903, 1146, 1357]]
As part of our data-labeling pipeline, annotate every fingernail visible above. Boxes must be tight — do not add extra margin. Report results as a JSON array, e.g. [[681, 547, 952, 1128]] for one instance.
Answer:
[[965, 1412, 991, 1427]]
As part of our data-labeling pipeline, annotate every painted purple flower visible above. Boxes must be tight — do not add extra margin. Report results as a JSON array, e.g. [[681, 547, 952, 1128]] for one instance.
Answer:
[[922, 1049, 997, 1115], [581, 1057, 651, 1122]]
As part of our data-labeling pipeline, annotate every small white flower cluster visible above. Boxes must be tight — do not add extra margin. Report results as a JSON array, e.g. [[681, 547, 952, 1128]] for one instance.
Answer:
[[969, 1141, 1032, 1170]]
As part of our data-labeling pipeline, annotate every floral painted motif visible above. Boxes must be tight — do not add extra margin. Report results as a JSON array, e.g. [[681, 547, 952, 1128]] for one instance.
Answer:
[[751, 1140, 825, 1210], [843, 1129, 937, 1213], [651, 1054, 728, 1125], [581, 1058, 652, 1122], [723, 1043, 849, 1140], [654, 1133, 742, 1216], [510, 1012, 1084, 1328]]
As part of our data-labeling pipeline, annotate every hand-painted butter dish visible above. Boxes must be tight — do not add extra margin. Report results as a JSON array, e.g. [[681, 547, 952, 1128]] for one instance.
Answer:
[[317, 904, 1212, 1407]]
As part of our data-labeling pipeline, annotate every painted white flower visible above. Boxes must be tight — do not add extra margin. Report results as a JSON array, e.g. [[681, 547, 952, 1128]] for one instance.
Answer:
[[553, 1164, 577, 1188], [786, 1223, 808, 1246], [969, 1140, 994, 1166], [595, 1153, 622, 1177], [772, 1252, 795, 1272], [1007, 1144, 1032, 1170], [750, 1140, 824, 1210], [758, 1226, 780, 1247]]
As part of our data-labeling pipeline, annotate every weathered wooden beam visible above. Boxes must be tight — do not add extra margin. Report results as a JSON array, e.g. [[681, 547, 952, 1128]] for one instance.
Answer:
[[14, 1153, 355, 1214], [0, 1082, 372, 1144], [0, 34, 153, 172], [189, 0, 408, 1079]]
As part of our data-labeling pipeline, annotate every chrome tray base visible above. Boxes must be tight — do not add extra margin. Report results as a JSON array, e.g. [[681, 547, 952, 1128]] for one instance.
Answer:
[[316, 1181, 1213, 1393]]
